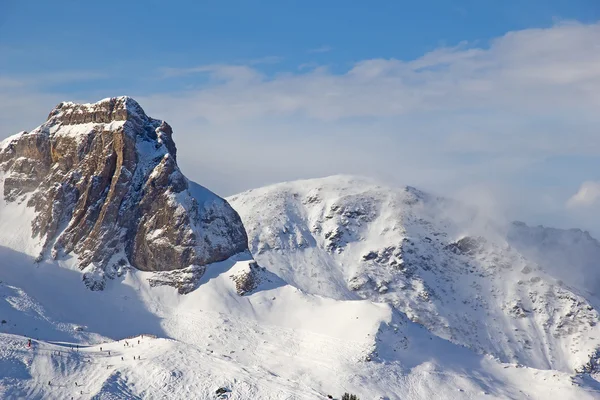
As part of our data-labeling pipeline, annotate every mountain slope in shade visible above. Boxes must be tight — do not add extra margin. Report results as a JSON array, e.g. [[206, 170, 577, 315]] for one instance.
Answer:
[[0, 97, 247, 289], [507, 221, 600, 300], [228, 175, 600, 374]]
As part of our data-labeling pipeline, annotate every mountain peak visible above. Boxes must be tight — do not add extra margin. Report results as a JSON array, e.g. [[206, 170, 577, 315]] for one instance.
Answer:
[[0, 97, 248, 289], [47, 96, 149, 127]]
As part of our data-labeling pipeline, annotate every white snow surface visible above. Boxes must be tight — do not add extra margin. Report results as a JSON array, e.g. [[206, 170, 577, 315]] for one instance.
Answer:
[[1, 174, 600, 398]]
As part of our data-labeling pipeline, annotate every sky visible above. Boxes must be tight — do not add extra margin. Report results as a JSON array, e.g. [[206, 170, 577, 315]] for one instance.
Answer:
[[0, 0, 599, 235]]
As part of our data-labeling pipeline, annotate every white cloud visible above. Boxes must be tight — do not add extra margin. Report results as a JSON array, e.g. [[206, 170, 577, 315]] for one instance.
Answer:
[[145, 21, 600, 124], [567, 181, 600, 208], [1, 21, 599, 236]]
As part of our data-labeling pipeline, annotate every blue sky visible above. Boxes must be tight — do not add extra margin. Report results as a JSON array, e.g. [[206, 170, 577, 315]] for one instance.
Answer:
[[1, 0, 598, 92], [1, 0, 600, 234]]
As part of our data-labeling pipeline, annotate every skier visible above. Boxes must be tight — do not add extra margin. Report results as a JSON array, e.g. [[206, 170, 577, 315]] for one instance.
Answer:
[[100, 347, 102, 351], [27, 339, 31, 348]]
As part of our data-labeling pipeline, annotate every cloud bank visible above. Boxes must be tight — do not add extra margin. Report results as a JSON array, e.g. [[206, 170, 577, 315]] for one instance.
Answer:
[[1, 21, 599, 235]]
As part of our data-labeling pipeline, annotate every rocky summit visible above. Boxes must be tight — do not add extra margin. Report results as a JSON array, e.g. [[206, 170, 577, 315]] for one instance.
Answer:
[[0, 97, 248, 289]]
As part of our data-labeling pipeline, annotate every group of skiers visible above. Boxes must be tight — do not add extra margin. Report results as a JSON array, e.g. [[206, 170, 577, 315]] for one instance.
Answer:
[[39, 335, 150, 396]]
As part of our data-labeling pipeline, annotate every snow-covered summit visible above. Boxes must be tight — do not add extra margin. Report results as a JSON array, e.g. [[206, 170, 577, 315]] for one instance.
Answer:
[[229, 175, 600, 373]]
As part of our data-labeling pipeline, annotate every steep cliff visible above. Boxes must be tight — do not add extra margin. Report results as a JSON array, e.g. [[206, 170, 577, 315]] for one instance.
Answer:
[[0, 97, 248, 289]]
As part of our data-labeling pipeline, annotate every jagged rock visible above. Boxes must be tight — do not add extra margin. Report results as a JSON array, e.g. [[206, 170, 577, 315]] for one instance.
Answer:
[[0, 97, 248, 286], [147, 265, 205, 294], [576, 348, 600, 374], [507, 301, 530, 318], [324, 227, 344, 253], [447, 236, 486, 255], [230, 261, 267, 295]]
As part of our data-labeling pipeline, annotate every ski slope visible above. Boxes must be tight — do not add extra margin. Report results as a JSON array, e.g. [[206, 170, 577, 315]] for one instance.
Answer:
[[1, 242, 599, 399]]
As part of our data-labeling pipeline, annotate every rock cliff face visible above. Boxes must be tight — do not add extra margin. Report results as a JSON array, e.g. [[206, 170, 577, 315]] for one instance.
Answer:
[[0, 97, 248, 288]]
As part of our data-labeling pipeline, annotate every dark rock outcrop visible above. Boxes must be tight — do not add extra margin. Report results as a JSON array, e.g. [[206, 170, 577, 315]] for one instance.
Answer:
[[230, 261, 264, 295], [446, 236, 486, 256], [0, 97, 248, 287]]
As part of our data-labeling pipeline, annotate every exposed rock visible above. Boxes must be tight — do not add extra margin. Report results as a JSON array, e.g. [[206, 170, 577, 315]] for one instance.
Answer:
[[507, 301, 530, 318], [324, 227, 344, 253], [447, 236, 486, 256], [0, 97, 248, 287], [576, 348, 600, 374], [147, 265, 205, 295], [230, 261, 268, 295]]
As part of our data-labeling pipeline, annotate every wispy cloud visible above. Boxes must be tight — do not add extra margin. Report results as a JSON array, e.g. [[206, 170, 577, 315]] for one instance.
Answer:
[[308, 45, 332, 54], [160, 64, 263, 83], [567, 181, 600, 209], [161, 56, 282, 78], [247, 55, 284, 65]]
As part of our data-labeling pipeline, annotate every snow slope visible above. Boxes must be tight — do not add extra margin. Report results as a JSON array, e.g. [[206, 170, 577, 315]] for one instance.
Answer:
[[2, 248, 598, 399]]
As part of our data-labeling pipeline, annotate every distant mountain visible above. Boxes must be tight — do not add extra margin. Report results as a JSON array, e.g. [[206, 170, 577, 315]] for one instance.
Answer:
[[0, 97, 247, 290], [229, 175, 600, 373], [507, 221, 600, 299]]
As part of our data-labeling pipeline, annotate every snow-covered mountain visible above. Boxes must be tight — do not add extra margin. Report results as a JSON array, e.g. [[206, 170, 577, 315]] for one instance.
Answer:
[[228, 176, 600, 374], [1, 99, 600, 399]]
